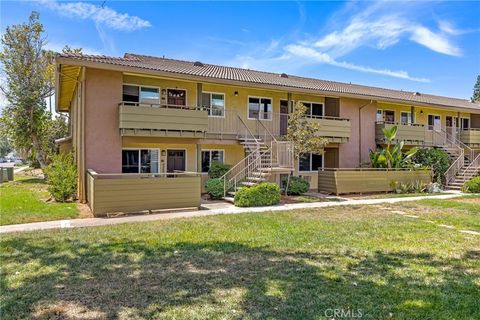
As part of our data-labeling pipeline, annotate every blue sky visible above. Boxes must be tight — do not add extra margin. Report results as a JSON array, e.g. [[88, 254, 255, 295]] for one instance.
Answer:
[[1, 0, 480, 100]]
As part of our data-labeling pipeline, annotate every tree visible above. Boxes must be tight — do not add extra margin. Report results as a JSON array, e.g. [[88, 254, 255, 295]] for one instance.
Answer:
[[286, 102, 328, 157], [0, 120, 13, 158], [472, 75, 480, 103], [0, 12, 52, 167]]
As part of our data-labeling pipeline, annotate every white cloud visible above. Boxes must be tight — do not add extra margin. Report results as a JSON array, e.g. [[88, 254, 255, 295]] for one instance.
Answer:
[[285, 45, 430, 83], [410, 26, 461, 56], [313, 13, 461, 57], [40, 0, 151, 31]]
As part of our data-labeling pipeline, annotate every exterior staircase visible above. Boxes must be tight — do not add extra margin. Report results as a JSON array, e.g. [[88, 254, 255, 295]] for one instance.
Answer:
[[221, 117, 294, 202], [440, 129, 480, 190]]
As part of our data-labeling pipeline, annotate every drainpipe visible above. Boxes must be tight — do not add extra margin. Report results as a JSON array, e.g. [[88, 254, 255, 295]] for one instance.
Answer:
[[358, 100, 374, 166]]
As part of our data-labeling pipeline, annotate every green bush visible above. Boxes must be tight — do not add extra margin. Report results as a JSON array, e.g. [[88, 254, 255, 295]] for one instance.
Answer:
[[208, 162, 231, 179], [462, 176, 480, 193], [234, 182, 281, 207], [44, 152, 77, 202], [412, 148, 450, 184], [282, 176, 310, 195], [206, 178, 224, 200]]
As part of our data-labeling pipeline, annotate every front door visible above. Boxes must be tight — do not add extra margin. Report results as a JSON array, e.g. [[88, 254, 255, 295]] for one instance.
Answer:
[[167, 150, 186, 173], [280, 100, 289, 136]]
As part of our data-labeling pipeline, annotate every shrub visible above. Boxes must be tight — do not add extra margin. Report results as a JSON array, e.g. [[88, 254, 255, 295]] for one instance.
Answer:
[[462, 176, 480, 193], [234, 182, 281, 207], [208, 162, 231, 179], [282, 176, 309, 195], [206, 178, 224, 200], [390, 180, 427, 194], [412, 148, 450, 185], [43, 152, 77, 202]]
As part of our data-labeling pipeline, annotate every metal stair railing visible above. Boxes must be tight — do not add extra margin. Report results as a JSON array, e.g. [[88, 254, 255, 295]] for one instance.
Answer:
[[442, 128, 475, 162], [220, 115, 262, 197], [457, 152, 480, 183], [435, 129, 465, 186], [256, 117, 294, 169]]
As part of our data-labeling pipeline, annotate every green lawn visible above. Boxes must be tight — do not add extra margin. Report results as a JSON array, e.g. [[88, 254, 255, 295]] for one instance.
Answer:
[[0, 174, 78, 225], [1, 197, 479, 319]]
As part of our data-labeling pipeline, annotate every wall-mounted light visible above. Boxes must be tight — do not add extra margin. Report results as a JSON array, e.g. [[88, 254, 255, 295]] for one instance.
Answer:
[[419, 110, 423, 115], [234, 91, 239, 96], [161, 89, 166, 95], [161, 150, 166, 156]]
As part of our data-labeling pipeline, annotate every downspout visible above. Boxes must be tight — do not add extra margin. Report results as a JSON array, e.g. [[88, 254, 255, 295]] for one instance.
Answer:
[[358, 100, 374, 166]]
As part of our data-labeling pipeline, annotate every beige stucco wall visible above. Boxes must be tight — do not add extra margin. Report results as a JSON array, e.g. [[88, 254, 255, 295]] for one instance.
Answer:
[[339, 98, 377, 168], [377, 101, 471, 128], [85, 68, 123, 173]]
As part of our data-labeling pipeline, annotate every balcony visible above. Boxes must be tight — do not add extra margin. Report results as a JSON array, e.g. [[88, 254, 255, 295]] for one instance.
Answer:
[[119, 103, 208, 138], [257, 113, 351, 143], [375, 122, 426, 145], [459, 128, 480, 147]]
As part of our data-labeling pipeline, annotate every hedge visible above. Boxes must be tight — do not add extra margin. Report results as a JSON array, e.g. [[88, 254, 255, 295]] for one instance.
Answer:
[[234, 182, 281, 207]]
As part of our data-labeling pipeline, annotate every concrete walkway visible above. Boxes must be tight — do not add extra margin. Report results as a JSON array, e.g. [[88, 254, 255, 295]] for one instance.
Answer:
[[0, 192, 466, 234]]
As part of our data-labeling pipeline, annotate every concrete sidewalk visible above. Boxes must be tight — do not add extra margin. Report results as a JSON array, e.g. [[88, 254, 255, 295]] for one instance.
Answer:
[[0, 192, 465, 234]]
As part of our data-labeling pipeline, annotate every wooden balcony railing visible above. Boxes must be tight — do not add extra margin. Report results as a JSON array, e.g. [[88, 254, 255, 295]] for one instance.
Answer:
[[459, 128, 480, 146], [119, 102, 208, 137], [119, 103, 351, 142]]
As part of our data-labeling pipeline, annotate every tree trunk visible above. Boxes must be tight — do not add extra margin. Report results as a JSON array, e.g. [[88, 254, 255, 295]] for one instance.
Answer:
[[31, 132, 47, 168]]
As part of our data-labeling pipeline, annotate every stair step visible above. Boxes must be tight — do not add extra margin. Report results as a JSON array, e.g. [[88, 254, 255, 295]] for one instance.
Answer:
[[241, 181, 257, 187], [223, 196, 235, 203], [246, 176, 267, 182]]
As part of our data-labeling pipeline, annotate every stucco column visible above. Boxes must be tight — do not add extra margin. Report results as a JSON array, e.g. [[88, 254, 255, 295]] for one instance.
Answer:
[[197, 83, 203, 109], [197, 144, 202, 173]]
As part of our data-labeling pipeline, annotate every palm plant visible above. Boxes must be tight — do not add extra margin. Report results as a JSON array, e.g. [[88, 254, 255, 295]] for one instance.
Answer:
[[369, 125, 417, 168]]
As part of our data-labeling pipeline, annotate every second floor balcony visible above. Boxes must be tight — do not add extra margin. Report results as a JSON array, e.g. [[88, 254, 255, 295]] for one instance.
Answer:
[[119, 102, 351, 142], [119, 103, 209, 138], [375, 122, 426, 145], [376, 121, 480, 147]]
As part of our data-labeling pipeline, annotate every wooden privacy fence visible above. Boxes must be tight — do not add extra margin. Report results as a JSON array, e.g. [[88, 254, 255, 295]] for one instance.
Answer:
[[87, 169, 202, 217], [318, 168, 432, 195]]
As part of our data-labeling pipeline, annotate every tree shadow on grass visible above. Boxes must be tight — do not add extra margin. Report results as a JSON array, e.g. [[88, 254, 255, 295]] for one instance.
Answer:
[[0, 237, 479, 319]]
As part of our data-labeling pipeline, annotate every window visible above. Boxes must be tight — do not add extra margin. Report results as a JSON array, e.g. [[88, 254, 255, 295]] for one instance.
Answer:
[[428, 115, 441, 130], [383, 110, 395, 123], [122, 149, 159, 173], [123, 85, 139, 103], [140, 87, 159, 104], [445, 116, 460, 128], [301, 102, 324, 117], [400, 112, 412, 124], [461, 118, 470, 129], [248, 97, 272, 120], [299, 153, 323, 172], [167, 89, 187, 107], [122, 85, 159, 105], [201, 150, 224, 173], [376, 109, 383, 122], [202, 92, 225, 117]]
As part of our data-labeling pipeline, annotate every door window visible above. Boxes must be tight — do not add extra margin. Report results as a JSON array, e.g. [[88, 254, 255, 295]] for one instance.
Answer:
[[122, 149, 159, 173], [167, 150, 186, 172], [400, 112, 412, 124], [167, 89, 187, 107], [428, 115, 441, 130]]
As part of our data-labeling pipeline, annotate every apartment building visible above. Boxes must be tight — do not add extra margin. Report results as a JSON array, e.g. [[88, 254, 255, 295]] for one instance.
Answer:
[[55, 53, 480, 205]]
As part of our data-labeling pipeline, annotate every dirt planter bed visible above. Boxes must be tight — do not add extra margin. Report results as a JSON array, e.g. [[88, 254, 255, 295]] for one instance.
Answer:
[[318, 168, 432, 195]]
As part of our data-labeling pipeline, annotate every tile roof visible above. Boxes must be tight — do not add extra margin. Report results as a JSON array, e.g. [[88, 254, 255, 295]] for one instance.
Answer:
[[57, 52, 480, 111]]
